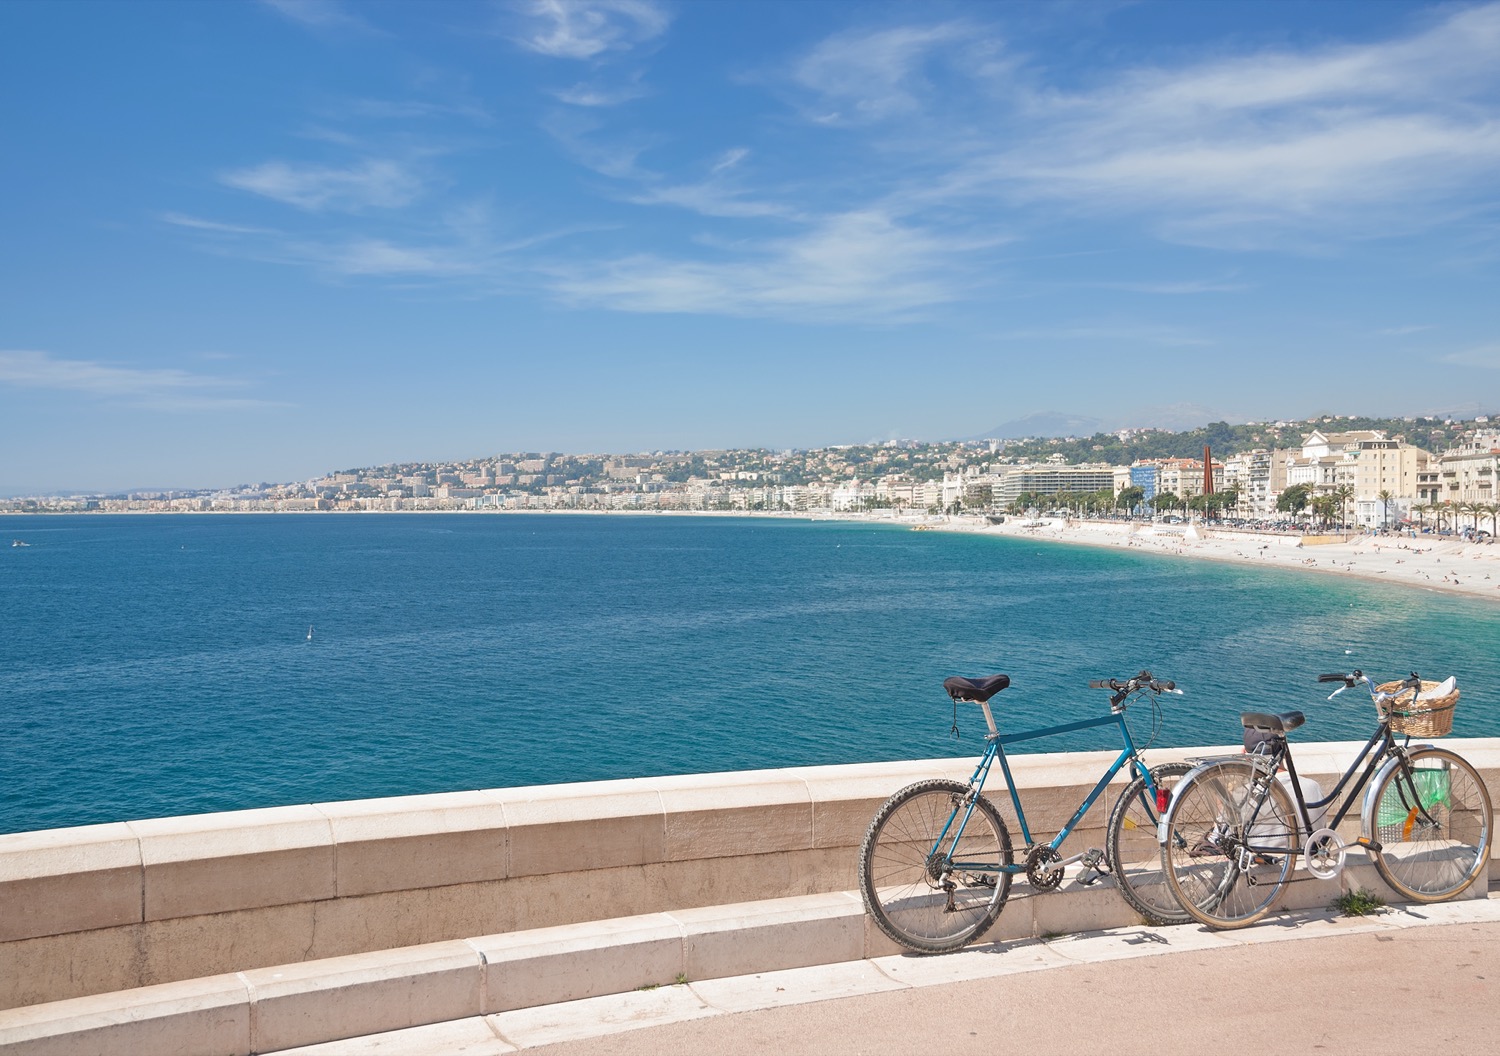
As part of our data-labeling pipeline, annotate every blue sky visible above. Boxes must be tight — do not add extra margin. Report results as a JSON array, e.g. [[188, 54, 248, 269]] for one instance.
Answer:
[[3, 0, 1499, 494]]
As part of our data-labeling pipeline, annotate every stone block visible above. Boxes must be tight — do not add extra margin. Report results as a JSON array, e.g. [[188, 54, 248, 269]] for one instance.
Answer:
[[673, 892, 863, 978], [243, 941, 482, 1054], [309, 881, 513, 960], [471, 914, 683, 1012], [140, 902, 318, 989], [131, 806, 335, 921], [0, 924, 145, 1011], [655, 847, 845, 910], [657, 771, 813, 860], [486, 782, 664, 878], [0, 823, 143, 942], [0, 973, 249, 1056], [318, 792, 509, 897]]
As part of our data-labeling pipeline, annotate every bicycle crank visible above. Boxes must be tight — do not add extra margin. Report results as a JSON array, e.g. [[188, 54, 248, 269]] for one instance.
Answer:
[[1303, 827, 1346, 880], [1025, 846, 1065, 891]]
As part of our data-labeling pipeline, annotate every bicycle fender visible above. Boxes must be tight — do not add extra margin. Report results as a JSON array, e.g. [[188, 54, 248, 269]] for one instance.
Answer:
[[1156, 755, 1279, 847]]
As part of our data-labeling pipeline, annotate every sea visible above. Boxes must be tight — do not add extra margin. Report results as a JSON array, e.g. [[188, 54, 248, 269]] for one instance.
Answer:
[[3, 512, 1499, 836]]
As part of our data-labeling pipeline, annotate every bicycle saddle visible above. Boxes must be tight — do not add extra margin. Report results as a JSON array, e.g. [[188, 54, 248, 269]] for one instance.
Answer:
[[944, 674, 1011, 703], [1239, 710, 1305, 733]]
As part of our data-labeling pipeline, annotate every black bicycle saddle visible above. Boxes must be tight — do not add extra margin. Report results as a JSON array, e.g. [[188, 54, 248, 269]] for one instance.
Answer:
[[943, 674, 1011, 703]]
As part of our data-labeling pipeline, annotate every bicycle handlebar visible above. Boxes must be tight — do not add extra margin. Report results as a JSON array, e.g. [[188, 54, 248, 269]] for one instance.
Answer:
[[1319, 670, 1423, 702], [1089, 671, 1178, 694]]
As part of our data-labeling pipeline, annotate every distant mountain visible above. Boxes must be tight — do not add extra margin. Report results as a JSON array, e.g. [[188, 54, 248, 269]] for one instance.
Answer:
[[978, 404, 1251, 441], [977, 412, 1105, 440]]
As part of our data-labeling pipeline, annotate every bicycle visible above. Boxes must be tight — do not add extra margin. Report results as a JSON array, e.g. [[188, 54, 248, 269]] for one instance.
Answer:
[[858, 671, 1192, 953], [1159, 670, 1493, 930]]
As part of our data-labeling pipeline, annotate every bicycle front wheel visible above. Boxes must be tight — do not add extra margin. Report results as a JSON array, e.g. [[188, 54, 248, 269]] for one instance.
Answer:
[[1107, 761, 1194, 925], [1370, 746, 1493, 902], [1161, 759, 1298, 930], [858, 778, 1013, 953]]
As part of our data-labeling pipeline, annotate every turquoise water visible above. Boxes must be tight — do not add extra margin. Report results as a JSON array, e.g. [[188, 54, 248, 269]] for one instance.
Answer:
[[3, 513, 1498, 834]]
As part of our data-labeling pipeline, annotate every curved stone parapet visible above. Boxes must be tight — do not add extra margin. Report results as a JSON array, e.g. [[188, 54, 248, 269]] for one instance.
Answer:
[[3, 740, 1498, 1013]]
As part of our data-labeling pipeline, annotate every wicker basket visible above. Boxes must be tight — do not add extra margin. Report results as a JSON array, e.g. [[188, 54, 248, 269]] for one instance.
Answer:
[[1376, 679, 1459, 737]]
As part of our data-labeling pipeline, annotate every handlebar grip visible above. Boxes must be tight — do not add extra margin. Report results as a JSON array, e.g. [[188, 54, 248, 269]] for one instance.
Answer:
[[1316, 673, 1350, 683], [1088, 679, 1107, 689], [1152, 680, 1175, 692]]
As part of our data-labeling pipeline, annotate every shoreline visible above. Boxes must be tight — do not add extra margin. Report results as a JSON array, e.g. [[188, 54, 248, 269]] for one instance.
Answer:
[[919, 514, 1500, 604], [8, 506, 1499, 604]]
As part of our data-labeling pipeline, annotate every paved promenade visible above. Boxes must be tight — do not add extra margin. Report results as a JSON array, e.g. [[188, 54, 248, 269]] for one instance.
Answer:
[[281, 894, 1500, 1055]]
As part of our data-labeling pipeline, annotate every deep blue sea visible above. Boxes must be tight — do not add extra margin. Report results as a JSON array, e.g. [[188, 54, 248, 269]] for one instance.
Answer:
[[4, 513, 1499, 835]]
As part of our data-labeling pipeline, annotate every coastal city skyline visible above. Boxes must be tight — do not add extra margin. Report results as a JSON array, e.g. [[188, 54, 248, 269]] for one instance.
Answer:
[[4, 2, 1500, 495], [8, 412, 1498, 533]]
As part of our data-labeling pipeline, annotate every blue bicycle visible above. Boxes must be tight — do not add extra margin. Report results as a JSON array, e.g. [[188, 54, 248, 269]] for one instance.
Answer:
[[859, 671, 1188, 952]]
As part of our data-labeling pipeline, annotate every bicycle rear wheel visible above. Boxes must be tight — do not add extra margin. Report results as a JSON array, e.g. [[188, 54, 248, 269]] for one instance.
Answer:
[[1370, 746, 1493, 902], [858, 778, 1013, 953], [1106, 761, 1194, 925], [1161, 759, 1297, 930]]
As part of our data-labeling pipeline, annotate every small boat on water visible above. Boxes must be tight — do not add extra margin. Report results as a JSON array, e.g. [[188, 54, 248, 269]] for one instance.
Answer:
[[11, 540, 29, 547], [306, 625, 314, 641]]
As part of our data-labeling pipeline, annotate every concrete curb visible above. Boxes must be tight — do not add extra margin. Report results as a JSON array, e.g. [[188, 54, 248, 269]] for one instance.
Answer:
[[273, 893, 1500, 1054], [2, 859, 1490, 1056]]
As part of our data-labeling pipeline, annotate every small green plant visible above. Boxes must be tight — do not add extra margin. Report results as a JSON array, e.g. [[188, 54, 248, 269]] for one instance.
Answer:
[[1332, 887, 1385, 917], [639, 973, 689, 992]]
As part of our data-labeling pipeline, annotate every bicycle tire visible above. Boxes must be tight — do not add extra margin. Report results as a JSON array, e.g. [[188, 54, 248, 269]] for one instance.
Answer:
[[1161, 758, 1298, 930], [1106, 761, 1194, 925], [858, 778, 1013, 953], [1370, 746, 1493, 903]]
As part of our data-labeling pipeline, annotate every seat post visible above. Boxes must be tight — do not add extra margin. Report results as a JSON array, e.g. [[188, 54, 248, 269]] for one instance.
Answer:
[[978, 701, 999, 740]]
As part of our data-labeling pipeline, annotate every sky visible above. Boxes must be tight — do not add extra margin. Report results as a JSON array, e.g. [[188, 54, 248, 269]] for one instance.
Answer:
[[3, 0, 1499, 495]]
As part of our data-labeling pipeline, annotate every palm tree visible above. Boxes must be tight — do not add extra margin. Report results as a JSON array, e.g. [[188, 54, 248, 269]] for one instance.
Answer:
[[1378, 489, 1394, 530], [1332, 484, 1355, 529]]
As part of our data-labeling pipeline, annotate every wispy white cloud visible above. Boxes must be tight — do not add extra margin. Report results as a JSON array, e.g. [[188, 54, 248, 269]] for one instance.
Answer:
[[1379, 324, 1437, 337], [220, 158, 424, 212], [789, 22, 977, 125], [967, 5, 1500, 246], [260, 0, 380, 34], [553, 75, 649, 107], [333, 97, 494, 125], [711, 148, 749, 175], [1442, 342, 1500, 369], [159, 212, 277, 236], [0, 351, 286, 411], [549, 209, 1006, 320], [513, 0, 670, 60]]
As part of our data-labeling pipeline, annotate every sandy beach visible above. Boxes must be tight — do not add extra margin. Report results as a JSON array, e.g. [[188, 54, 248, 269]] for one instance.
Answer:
[[914, 515, 1500, 604]]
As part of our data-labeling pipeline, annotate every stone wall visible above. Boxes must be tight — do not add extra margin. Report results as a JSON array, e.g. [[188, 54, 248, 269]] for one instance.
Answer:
[[4, 740, 1497, 1011]]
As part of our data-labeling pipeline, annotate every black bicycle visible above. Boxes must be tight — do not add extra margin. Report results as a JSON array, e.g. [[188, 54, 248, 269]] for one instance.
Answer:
[[1160, 670, 1493, 929]]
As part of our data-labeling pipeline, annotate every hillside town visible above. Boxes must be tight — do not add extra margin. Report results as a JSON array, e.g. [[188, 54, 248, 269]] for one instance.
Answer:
[[7, 415, 1499, 532]]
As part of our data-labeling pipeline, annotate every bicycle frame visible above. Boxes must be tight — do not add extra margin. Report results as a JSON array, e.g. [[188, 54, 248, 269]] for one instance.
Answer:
[[1236, 724, 1433, 859], [941, 700, 1156, 874]]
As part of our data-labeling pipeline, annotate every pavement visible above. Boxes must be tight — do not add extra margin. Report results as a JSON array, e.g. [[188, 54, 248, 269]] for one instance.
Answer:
[[279, 892, 1500, 1056]]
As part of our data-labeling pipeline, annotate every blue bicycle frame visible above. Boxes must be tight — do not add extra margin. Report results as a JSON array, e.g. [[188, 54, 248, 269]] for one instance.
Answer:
[[942, 704, 1154, 873]]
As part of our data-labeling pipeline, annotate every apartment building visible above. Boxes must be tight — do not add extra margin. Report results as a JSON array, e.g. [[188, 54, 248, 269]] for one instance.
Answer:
[[1350, 438, 1430, 527], [992, 464, 1116, 507], [1434, 429, 1500, 507]]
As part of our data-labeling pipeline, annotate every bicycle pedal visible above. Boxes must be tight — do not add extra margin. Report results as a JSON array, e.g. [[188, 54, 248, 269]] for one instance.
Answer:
[[1355, 836, 1382, 852]]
